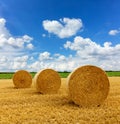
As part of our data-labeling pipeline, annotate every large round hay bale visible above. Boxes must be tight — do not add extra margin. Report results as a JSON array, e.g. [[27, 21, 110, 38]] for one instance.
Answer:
[[68, 65, 110, 107], [34, 69, 61, 94], [12, 70, 32, 88]]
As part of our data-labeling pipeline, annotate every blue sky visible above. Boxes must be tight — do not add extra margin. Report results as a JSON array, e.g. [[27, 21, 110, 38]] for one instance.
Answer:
[[0, 0, 120, 72]]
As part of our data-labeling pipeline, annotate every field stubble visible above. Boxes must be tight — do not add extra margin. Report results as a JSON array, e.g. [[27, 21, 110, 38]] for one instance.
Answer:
[[0, 77, 120, 124]]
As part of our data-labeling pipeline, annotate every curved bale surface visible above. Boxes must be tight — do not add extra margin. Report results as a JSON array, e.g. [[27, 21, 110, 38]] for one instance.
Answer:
[[34, 69, 61, 94], [68, 65, 110, 107], [12, 70, 32, 88]]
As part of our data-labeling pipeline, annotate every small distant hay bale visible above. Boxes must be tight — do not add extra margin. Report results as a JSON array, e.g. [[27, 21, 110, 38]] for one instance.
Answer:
[[67, 65, 110, 107], [34, 69, 61, 94], [12, 70, 32, 88]]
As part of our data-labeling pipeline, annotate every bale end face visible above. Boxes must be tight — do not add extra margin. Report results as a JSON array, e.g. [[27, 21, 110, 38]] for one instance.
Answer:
[[68, 65, 110, 107], [12, 70, 32, 88], [34, 69, 61, 94]]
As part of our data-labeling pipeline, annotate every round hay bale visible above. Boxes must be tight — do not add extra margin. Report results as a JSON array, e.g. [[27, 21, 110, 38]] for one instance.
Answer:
[[34, 69, 61, 94], [68, 65, 110, 107], [12, 70, 32, 88]]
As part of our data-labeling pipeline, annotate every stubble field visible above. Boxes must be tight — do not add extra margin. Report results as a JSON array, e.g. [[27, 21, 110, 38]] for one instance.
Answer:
[[0, 77, 120, 124]]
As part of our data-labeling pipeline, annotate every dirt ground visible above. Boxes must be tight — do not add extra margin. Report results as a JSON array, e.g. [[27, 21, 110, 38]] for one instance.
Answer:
[[0, 77, 120, 124]]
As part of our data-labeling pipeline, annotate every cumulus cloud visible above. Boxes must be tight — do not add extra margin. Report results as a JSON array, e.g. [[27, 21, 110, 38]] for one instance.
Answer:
[[63, 36, 120, 70], [14, 55, 29, 62], [28, 54, 76, 72], [0, 18, 33, 50], [1, 38, 120, 72], [64, 36, 120, 57], [26, 43, 34, 49], [0, 18, 34, 71], [43, 18, 83, 38], [39, 51, 52, 61], [0, 55, 29, 72], [1, 40, 120, 72], [12, 56, 28, 70], [1, 18, 120, 72], [0, 18, 10, 38], [0, 56, 8, 63], [108, 29, 120, 35], [57, 55, 66, 61]]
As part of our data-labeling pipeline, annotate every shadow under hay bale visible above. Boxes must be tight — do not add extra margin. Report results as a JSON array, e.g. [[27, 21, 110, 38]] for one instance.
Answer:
[[67, 65, 110, 107], [34, 69, 61, 94], [12, 70, 32, 88]]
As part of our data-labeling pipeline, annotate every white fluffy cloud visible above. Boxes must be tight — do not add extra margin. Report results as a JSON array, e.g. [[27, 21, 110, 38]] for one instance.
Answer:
[[108, 29, 120, 35], [12, 56, 29, 70], [39, 52, 52, 61], [0, 18, 34, 72], [1, 40, 120, 72], [43, 18, 83, 38], [0, 18, 10, 38], [0, 18, 33, 50], [26, 43, 34, 49], [28, 53, 76, 72], [0, 56, 8, 63], [64, 36, 120, 58], [63, 36, 120, 70], [0, 55, 29, 71], [14, 55, 29, 62], [1, 17, 120, 72]]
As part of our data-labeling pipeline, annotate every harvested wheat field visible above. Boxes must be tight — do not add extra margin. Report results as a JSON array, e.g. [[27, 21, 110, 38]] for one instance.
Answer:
[[0, 77, 120, 124]]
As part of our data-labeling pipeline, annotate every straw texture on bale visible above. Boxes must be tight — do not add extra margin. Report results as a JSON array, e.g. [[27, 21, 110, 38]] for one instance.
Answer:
[[34, 69, 61, 94], [12, 70, 32, 88], [68, 65, 110, 107]]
